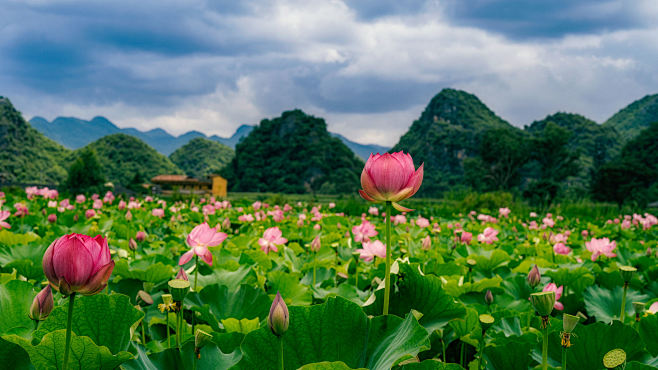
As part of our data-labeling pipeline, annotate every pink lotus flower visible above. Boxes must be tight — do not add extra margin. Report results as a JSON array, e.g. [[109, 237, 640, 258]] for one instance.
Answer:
[[92, 199, 103, 210], [76, 194, 86, 203], [352, 221, 378, 243], [152, 208, 165, 218], [553, 243, 571, 255], [0, 210, 10, 230], [648, 302, 658, 314], [29, 285, 54, 321], [459, 231, 472, 245], [415, 216, 430, 228], [421, 235, 431, 250], [477, 227, 499, 244], [47, 214, 57, 223], [179, 223, 228, 266], [621, 219, 632, 229], [14, 203, 28, 217], [258, 227, 288, 254], [85, 209, 96, 219], [238, 214, 254, 222], [359, 151, 424, 212], [499, 208, 511, 218], [103, 191, 115, 204], [176, 267, 188, 281], [586, 237, 617, 261], [310, 234, 321, 252], [542, 283, 564, 310], [392, 214, 407, 225], [356, 240, 386, 262], [135, 231, 147, 242], [368, 206, 379, 216], [542, 216, 555, 228], [42, 233, 115, 296]]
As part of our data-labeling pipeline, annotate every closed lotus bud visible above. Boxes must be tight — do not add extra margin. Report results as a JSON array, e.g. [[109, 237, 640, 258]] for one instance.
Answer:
[[484, 289, 494, 305], [129, 238, 137, 251], [176, 267, 189, 281], [421, 235, 431, 250], [562, 313, 580, 333], [135, 231, 146, 242], [530, 291, 555, 317], [310, 235, 321, 252], [29, 285, 54, 321], [136, 290, 154, 306], [479, 314, 494, 332], [168, 279, 190, 302], [268, 291, 289, 337], [527, 264, 541, 288], [222, 217, 231, 231], [619, 265, 637, 284], [47, 214, 57, 223]]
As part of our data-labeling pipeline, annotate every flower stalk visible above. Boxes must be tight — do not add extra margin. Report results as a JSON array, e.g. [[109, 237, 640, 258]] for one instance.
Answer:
[[383, 201, 392, 315], [63, 293, 76, 370]]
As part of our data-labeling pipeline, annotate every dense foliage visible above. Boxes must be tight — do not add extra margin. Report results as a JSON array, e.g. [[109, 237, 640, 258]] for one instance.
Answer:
[[64, 148, 106, 194], [222, 109, 364, 194], [70, 134, 182, 187], [0, 97, 70, 184], [170, 137, 234, 179], [604, 93, 658, 142], [0, 189, 657, 369]]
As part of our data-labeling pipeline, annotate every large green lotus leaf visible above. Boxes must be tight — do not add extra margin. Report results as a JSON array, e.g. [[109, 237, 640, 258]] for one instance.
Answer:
[[234, 296, 430, 370], [545, 266, 595, 294], [546, 320, 648, 370], [626, 362, 658, 370], [0, 230, 40, 246], [267, 270, 312, 305], [0, 337, 30, 370], [399, 360, 464, 369], [123, 342, 241, 370], [471, 249, 511, 276], [196, 265, 256, 290], [0, 280, 36, 337], [4, 329, 133, 370], [299, 362, 366, 370], [443, 276, 503, 297], [638, 313, 658, 356], [484, 333, 538, 370], [112, 259, 174, 283], [0, 242, 47, 280], [34, 293, 143, 354], [583, 285, 649, 322], [363, 263, 466, 333], [198, 283, 271, 322]]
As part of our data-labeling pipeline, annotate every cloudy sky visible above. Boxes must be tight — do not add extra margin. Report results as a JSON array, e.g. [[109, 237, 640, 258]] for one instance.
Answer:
[[2, 0, 657, 146]]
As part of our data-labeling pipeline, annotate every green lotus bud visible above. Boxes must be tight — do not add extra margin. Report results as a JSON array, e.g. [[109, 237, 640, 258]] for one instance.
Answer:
[[136, 290, 154, 306], [268, 291, 289, 337], [168, 279, 190, 302], [527, 264, 541, 288], [484, 290, 494, 305], [562, 313, 580, 333], [479, 314, 495, 332], [619, 265, 637, 284], [530, 291, 555, 317], [603, 348, 626, 369]]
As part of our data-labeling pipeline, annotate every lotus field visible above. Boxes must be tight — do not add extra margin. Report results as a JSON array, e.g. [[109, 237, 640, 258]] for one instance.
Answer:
[[1, 154, 658, 370]]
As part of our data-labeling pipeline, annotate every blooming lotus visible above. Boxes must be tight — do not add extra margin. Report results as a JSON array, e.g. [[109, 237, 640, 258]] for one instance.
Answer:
[[352, 221, 378, 243], [179, 223, 227, 266], [477, 227, 499, 244], [553, 243, 571, 255], [0, 210, 10, 230], [258, 227, 288, 254], [586, 237, 617, 261], [355, 240, 386, 262], [542, 283, 564, 310], [499, 207, 511, 218], [415, 216, 430, 228], [42, 233, 115, 296], [359, 151, 424, 212], [152, 208, 165, 218]]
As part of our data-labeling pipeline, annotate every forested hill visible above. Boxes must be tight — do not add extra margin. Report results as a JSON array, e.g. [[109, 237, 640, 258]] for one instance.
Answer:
[[603, 93, 658, 142], [170, 137, 234, 179]]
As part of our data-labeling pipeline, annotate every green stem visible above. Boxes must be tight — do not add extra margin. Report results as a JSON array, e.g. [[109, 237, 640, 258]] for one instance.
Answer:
[[460, 341, 465, 367], [479, 334, 485, 370], [192, 255, 198, 334], [312, 252, 316, 286], [166, 311, 171, 348], [279, 337, 285, 370], [542, 322, 548, 370], [33, 319, 39, 331], [383, 201, 392, 316], [141, 319, 146, 345], [354, 262, 359, 288], [441, 339, 446, 363], [63, 293, 76, 370], [176, 306, 181, 349], [620, 282, 628, 323], [562, 346, 567, 370]]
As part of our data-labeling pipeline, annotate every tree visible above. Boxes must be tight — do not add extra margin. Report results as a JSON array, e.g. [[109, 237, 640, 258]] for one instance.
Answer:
[[65, 148, 105, 194], [465, 128, 528, 191]]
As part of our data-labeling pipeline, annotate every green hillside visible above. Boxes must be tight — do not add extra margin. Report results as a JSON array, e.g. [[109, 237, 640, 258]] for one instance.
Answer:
[[222, 109, 363, 194], [604, 93, 658, 142], [73, 133, 182, 187], [169, 137, 234, 179], [0, 97, 70, 184], [392, 88, 518, 196]]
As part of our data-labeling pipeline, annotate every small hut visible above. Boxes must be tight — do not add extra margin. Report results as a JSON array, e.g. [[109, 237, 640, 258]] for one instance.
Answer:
[[151, 174, 227, 197]]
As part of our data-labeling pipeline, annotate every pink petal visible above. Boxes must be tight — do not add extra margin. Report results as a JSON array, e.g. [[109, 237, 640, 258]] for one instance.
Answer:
[[392, 201, 414, 212], [178, 249, 195, 266]]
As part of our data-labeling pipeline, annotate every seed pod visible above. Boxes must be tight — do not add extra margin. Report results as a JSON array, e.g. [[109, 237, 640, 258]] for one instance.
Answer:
[[562, 313, 580, 333], [530, 291, 555, 317], [168, 279, 190, 302]]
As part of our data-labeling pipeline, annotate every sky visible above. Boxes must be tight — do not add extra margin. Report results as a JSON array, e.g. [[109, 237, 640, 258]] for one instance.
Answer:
[[1, 0, 657, 146]]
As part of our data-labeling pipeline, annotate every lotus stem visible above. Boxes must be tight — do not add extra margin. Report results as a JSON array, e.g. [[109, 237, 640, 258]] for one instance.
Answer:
[[63, 293, 76, 370], [193, 255, 198, 334], [383, 201, 392, 315], [460, 341, 465, 366], [279, 337, 285, 370], [478, 336, 485, 370], [141, 319, 146, 345], [542, 320, 549, 370], [562, 346, 567, 370], [312, 252, 316, 286], [166, 311, 171, 348], [620, 282, 628, 323]]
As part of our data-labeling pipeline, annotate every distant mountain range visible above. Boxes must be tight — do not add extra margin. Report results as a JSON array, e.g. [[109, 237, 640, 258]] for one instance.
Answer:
[[29, 116, 389, 160]]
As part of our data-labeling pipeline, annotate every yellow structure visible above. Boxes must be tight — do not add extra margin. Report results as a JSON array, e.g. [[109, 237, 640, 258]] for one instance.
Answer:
[[151, 174, 227, 197]]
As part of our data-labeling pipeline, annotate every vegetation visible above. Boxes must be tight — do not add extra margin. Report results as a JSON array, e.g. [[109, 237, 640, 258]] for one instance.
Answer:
[[222, 109, 363, 194], [0, 97, 70, 184], [64, 148, 106, 195], [71, 134, 182, 187], [169, 137, 234, 179], [604, 93, 658, 142]]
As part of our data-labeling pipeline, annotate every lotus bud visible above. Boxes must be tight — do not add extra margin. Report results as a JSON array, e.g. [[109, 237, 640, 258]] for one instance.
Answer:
[[47, 214, 57, 223], [562, 313, 580, 333], [421, 235, 431, 250], [268, 291, 289, 337], [194, 329, 213, 358], [136, 290, 153, 306], [479, 314, 494, 332], [603, 349, 626, 369], [135, 231, 146, 242], [129, 238, 137, 251], [222, 217, 231, 231], [530, 291, 555, 317], [619, 265, 637, 284], [168, 279, 190, 303], [484, 289, 494, 305], [176, 267, 189, 281], [29, 285, 54, 321], [527, 264, 541, 288], [310, 234, 321, 252]]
